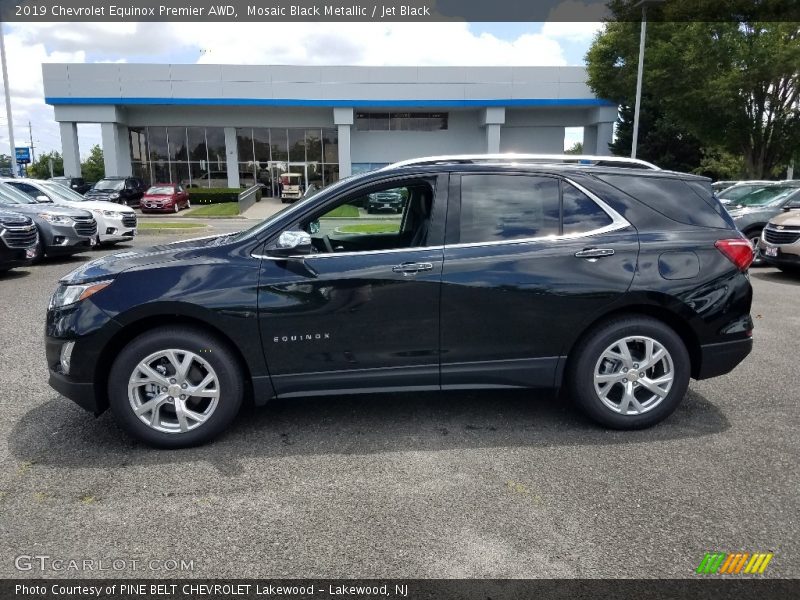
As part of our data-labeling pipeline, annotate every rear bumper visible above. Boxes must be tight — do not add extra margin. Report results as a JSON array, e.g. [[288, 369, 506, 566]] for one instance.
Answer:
[[696, 338, 753, 380]]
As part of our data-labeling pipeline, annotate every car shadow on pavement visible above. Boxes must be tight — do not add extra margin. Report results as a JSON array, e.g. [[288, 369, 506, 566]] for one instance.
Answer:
[[8, 388, 728, 474], [750, 269, 800, 286], [0, 268, 30, 280]]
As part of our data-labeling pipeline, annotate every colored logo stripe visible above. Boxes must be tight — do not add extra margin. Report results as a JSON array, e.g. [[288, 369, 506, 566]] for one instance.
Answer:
[[696, 552, 773, 574]]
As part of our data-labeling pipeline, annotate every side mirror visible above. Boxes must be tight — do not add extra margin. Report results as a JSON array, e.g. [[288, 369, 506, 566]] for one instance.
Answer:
[[36, 195, 50, 203], [270, 230, 313, 257]]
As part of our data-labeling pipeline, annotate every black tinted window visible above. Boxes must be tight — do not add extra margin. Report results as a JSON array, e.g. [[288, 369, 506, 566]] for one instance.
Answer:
[[598, 174, 730, 228], [562, 183, 612, 234], [460, 175, 560, 243]]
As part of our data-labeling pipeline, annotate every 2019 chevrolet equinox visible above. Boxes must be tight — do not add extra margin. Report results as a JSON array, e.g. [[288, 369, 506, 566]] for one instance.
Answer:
[[46, 155, 754, 448]]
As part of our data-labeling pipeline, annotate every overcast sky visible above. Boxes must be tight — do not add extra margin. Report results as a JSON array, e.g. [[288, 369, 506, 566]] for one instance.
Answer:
[[0, 21, 602, 161]]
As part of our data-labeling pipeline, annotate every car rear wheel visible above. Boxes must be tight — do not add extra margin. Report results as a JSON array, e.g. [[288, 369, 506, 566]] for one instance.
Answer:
[[108, 327, 243, 448], [568, 316, 690, 429]]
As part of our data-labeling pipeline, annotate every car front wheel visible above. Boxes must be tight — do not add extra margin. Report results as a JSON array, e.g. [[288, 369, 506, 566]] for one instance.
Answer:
[[108, 327, 243, 448], [568, 316, 690, 429]]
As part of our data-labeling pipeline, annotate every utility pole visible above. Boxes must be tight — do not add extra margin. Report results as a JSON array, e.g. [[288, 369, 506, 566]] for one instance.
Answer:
[[28, 120, 34, 162], [0, 23, 16, 176]]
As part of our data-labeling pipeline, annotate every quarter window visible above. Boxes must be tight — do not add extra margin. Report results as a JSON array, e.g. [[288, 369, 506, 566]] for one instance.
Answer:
[[562, 182, 613, 235], [459, 175, 560, 244]]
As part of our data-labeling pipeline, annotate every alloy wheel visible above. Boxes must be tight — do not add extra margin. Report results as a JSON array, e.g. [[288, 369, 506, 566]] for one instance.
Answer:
[[593, 336, 675, 416], [128, 349, 220, 434]]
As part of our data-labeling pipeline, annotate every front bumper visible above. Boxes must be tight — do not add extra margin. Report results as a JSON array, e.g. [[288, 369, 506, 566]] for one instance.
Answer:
[[696, 338, 753, 380], [41, 221, 97, 255], [0, 244, 35, 270]]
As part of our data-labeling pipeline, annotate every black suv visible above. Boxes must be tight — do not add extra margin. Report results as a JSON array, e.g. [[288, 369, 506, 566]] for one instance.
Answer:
[[46, 156, 754, 448], [0, 208, 38, 271], [85, 176, 147, 207], [49, 176, 93, 195]]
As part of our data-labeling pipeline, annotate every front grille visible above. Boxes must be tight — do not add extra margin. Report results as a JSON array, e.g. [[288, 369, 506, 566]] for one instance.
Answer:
[[764, 227, 800, 245], [72, 216, 98, 238], [122, 213, 137, 228], [0, 223, 37, 248]]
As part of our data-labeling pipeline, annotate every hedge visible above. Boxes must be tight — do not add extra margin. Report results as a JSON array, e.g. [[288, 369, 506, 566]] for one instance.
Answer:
[[187, 188, 262, 204]]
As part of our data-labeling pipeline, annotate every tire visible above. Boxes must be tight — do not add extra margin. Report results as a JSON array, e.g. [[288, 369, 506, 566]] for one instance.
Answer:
[[108, 326, 244, 448], [745, 229, 764, 266], [567, 316, 690, 429], [32, 238, 45, 263], [173, 203, 179, 213], [186, 199, 191, 209]]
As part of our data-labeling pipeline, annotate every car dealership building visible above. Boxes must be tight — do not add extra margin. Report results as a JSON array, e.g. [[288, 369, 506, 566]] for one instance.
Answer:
[[43, 63, 617, 194]]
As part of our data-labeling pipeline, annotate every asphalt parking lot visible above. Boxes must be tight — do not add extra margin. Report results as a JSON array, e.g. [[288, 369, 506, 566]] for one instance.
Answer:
[[0, 232, 798, 579]]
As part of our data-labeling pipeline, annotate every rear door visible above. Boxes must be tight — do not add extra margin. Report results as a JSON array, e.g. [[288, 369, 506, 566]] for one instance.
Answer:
[[440, 172, 639, 389]]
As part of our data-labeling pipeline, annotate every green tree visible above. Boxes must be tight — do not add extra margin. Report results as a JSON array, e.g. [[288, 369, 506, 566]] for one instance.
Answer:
[[27, 150, 63, 179], [81, 145, 105, 182], [586, 3, 800, 178], [565, 141, 583, 154]]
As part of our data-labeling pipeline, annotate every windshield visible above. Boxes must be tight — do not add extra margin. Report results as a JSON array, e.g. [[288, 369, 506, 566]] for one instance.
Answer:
[[43, 181, 89, 202], [94, 179, 125, 191], [147, 186, 175, 195], [734, 187, 796, 207], [0, 182, 38, 204]]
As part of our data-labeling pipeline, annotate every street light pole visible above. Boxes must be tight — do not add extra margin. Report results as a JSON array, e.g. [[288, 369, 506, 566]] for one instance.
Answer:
[[0, 23, 16, 175], [631, 4, 648, 159]]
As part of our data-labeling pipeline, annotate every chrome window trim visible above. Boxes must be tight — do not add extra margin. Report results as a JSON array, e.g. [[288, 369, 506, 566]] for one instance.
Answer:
[[252, 176, 632, 260]]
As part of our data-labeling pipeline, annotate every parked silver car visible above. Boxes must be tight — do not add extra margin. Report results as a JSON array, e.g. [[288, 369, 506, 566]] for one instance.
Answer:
[[0, 182, 97, 258]]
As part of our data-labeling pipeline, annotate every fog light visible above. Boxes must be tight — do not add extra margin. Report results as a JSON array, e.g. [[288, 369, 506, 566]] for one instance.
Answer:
[[106, 227, 115, 234], [53, 236, 65, 244], [60, 341, 75, 375]]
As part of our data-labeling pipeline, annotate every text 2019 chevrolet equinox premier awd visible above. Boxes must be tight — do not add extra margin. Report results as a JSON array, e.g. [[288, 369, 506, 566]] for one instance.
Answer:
[[46, 155, 754, 448]]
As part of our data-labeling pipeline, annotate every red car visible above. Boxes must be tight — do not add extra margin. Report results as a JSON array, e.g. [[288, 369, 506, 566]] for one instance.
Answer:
[[140, 184, 191, 213]]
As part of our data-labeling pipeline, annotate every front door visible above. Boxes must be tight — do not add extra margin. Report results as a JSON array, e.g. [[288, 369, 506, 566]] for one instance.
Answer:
[[257, 175, 447, 396]]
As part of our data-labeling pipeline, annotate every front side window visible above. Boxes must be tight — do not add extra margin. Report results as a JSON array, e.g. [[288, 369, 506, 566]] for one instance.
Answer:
[[300, 181, 434, 254], [459, 175, 560, 244]]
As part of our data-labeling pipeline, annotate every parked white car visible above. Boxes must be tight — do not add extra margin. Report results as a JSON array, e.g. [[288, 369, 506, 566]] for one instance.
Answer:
[[1, 178, 137, 245]]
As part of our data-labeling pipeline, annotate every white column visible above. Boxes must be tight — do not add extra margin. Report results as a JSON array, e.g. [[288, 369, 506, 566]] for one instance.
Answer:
[[59, 122, 81, 177], [100, 122, 132, 177], [224, 127, 239, 188], [595, 122, 614, 156], [333, 107, 353, 178], [480, 107, 505, 154]]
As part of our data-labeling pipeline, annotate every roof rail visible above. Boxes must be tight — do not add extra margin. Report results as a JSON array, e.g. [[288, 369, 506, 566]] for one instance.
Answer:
[[382, 153, 661, 171]]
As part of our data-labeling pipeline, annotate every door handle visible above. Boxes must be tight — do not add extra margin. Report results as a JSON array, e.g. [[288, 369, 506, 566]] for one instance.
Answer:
[[392, 262, 434, 275], [574, 248, 615, 259]]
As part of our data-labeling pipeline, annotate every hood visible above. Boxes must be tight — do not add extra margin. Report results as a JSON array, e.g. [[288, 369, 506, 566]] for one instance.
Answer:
[[0, 209, 32, 225], [74, 200, 135, 213], [768, 209, 800, 227], [143, 195, 175, 201], [0, 201, 92, 218], [60, 233, 230, 284]]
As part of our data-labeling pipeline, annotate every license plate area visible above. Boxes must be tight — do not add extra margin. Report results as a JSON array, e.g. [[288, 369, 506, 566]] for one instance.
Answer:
[[765, 246, 778, 257]]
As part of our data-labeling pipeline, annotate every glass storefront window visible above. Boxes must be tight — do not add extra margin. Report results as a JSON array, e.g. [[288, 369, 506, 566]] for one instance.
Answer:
[[205, 128, 226, 170], [253, 128, 271, 165], [322, 128, 338, 164], [306, 129, 322, 163], [271, 129, 288, 162], [288, 129, 305, 163], [148, 127, 168, 162], [236, 128, 254, 164], [187, 128, 208, 162], [168, 127, 188, 163]]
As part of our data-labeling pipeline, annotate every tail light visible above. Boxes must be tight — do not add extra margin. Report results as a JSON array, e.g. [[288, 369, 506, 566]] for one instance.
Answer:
[[715, 238, 754, 271]]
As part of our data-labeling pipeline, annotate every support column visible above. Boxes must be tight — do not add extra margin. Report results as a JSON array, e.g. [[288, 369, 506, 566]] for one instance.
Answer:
[[59, 122, 81, 177], [480, 107, 505, 154], [333, 107, 353, 178], [224, 127, 239, 188], [595, 122, 614, 156], [583, 125, 598, 155], [100, 122, 132, 177]]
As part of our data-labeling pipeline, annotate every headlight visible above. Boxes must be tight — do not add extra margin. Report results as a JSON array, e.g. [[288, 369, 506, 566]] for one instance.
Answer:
[[49, 280, 113, 309], [102, 210, 125, 218], [39, 213, 73, 224], [109, 192, 120, 200]]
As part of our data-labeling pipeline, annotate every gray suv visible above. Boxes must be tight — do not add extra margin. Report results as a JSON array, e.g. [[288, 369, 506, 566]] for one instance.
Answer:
[[0, 182, 97, 258], [725, 184, 800, 265]]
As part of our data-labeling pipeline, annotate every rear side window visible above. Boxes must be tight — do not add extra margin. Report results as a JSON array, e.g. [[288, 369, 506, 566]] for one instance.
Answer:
[[459, 175, 560, 243], [562, 182, 613, 235], [597, 174, 730, 228]]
